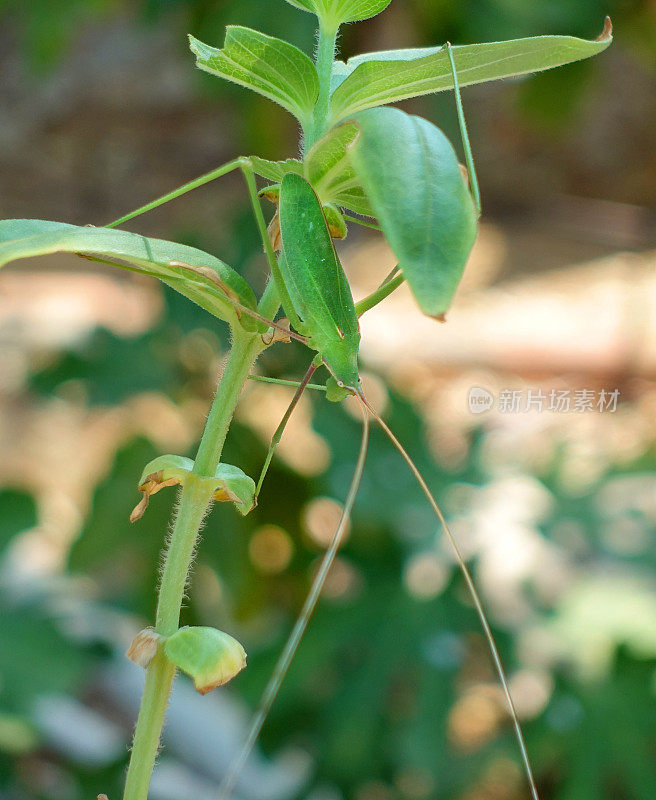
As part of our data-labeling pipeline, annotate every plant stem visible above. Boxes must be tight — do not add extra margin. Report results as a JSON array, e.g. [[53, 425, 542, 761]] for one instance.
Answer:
[[305, 23, 338, 151], [355, 272, 404, 317], [193, 330, 265, 478], [122, 650, 175, 800], [122, 321, 271, 800]]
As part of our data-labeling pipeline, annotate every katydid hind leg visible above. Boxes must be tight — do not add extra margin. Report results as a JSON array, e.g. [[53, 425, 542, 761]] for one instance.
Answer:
[[217, 409, 370, 800], [446, 43, 481, 217], [238, 161, 303, 331], [107, 158, 246, 228], [106, 155, 300, 333], [358, 393, 540, 800], [248, 374, 327, 392], [254, 363, 318, 501]]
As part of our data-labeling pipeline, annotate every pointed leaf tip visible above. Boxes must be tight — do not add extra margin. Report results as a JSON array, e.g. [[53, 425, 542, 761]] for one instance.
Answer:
[[330, 25, 614, 123], [596, 16, 613, 42]]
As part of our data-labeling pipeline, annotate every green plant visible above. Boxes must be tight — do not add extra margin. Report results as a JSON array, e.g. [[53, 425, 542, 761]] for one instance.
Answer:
[[0, 3, 612, 799]]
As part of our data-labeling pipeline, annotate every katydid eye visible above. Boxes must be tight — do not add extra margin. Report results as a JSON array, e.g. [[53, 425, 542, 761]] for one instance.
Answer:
[[337, 380, 345, 388]]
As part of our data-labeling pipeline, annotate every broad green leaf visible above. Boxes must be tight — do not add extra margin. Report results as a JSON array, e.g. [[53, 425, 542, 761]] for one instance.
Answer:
[[347, 107, 477, 317], [165, 626, 246, 694], [0, 219, 259, 331], [304, 122, 375, 217], [330, 46, 440, 93], [278, 173, 360, 388], [285, 0, 391, 26], [330, 21, 613, 122], [249, 155, 303, 183], [189, 27, 319, 124]]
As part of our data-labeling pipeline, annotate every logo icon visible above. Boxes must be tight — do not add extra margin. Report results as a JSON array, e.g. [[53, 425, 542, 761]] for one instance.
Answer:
[[468, 387, 494, 414]]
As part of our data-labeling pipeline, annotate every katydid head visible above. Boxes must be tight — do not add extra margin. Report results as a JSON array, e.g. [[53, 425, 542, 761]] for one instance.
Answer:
[[321, 342, 361, 401]]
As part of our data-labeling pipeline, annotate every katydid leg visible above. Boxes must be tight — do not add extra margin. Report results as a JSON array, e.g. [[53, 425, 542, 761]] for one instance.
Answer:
[[358, 393, 540, 800], [254, 362, 318, 501], [105, 156, 294, 324], [446, 43, 481, 216], [247, 374, 327, 392], [239, 162, 302, 331], [107, 159, 246, 228], [217, 407, 370, 800], [355, 269, 404, 317]]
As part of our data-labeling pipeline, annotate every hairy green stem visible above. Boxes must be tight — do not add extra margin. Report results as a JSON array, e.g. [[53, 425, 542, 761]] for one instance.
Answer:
[[305, 23, 338, 151], [122, 286, 279, 799], [122, 651, 175, 800], [122, 474, 213, 800], [193, 330, 265, 477]]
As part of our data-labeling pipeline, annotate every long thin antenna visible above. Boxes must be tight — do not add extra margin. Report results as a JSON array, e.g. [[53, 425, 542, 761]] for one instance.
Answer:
[[446, 43, 481, 216], [359, 393, 540, 800], [217, 408, 370, 800]]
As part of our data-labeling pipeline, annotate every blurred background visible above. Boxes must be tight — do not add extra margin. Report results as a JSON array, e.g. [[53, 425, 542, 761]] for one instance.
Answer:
[[1, 1, 656, 799]]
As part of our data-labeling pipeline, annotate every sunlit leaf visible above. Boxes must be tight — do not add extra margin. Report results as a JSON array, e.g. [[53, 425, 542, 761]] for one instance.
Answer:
[[347, 107, 477, 317], [330, 21, 613, 122], [0, 219, 259, 331], [251, 129, 374, 217], [250, 156, 303, 183], [189, 27, 319, 124], [285, 0, 391, 26], [304, 122, 374, 217]]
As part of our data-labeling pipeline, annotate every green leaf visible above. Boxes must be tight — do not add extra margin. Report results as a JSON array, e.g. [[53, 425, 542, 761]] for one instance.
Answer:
[[132, 455, 256, 521], [347, 107, 477, 317], [189, 27, 319, 124], [304, 122, 375, 217], [330, 22, 613, 123], [136, 455, 195, 489], [285, 0, 392, 26], [0, 219, 259, 331], [164, 626, 246, 694], [278, 173, 360, 389], [213, 463, 257, 516], [250, 156, 303, 183], [250, 129, 375, 216]]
